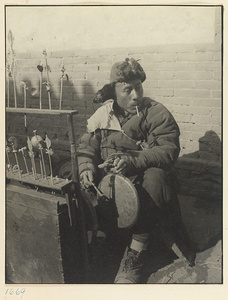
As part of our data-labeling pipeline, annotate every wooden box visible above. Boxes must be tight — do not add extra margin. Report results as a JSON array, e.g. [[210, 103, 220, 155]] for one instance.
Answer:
[[6, 183, 83, 283]]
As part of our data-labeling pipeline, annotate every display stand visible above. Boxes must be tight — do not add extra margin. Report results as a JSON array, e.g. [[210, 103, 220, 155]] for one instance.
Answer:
[[6, 108, 89, 283]]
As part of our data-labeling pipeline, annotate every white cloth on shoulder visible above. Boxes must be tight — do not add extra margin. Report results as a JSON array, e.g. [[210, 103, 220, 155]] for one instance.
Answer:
[[87, 100, 122, 133]]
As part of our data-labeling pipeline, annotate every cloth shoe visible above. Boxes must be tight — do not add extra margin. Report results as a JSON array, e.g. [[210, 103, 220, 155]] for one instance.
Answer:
[[114, 247, 147, 283]]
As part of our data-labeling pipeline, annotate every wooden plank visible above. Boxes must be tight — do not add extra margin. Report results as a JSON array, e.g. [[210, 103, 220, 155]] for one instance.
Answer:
[[6, 108, 78, 115], [6, 171, 73, 193], [6, 184, 66, 215], [6, 197, 64, 283], [6, 183, 83, 283], [58, 209, 82, 283]]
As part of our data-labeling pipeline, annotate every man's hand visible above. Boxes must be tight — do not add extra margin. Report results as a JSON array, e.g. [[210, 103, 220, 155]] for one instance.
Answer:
[[98, 153, 137, 175], [80, 170, 94, 188]]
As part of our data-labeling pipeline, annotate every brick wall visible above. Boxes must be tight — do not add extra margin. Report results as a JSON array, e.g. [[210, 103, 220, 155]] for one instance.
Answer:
[[6, 9, 222, 201]]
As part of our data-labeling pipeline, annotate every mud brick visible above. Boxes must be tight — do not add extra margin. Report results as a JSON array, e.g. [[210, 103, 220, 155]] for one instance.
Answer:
[[214, 71, 221, 81], [159, 71, 176, 80], [143, 62, 160, 71], [176, 53, 197, 61], [159, 44, 195, 53], [50, 50, 75, 58], [159, 80, 193, 89], [194, 80, 222, 90], [194, 43, 215, 52], [145, 71, 160, 80], [191, 98, 221, 108], [143, 53, 160, 64], [175, 71, 214, 80], [141, 80, 158, 88], [98, 63, 112, 72], [203, 61, 221, 71], [212, 90, 221, 98], [98, 55, 113, 64]]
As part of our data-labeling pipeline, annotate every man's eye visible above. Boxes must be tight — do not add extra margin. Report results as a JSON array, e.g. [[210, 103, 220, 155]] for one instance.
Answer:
[[124, 89, 131, 94]]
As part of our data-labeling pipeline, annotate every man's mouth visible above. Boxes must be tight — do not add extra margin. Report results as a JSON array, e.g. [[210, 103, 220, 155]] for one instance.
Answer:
[[130, 105, 140, 116]]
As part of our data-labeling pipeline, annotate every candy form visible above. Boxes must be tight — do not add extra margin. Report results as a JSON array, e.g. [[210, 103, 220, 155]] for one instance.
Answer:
[[18, 146, 29, 174], [27, 136, 37, 179], [37, 63, 43, 109], [33, 130, 47, 179], [8, 137, 21, 178], [43, 50, 51, 110], [45, 134, 54, 185]]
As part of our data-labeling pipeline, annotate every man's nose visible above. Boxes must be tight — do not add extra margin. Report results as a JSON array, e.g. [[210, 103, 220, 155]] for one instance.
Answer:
[[131, 89, 139, 100]]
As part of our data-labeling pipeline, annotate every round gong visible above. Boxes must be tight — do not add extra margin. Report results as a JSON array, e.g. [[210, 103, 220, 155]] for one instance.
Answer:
[[98, 174, 140, 228]]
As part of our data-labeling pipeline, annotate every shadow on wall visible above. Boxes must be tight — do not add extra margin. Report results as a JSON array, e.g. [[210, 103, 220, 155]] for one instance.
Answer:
[[175, 130, 222, 252], [6, 74, 99, 163], [176, 130, 222, 202]]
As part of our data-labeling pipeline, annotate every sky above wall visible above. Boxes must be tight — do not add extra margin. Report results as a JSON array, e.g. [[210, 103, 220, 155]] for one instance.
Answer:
[[6, 5, 217, 53]]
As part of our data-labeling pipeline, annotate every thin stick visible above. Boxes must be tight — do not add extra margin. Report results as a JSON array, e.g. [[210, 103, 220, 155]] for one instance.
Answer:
[[6, 150, 12, 172], [31, 166, 35, 177], [32, 156, 37, 179], [136, 106, 139, 117], [40, 149, 47, 178], [14, 151, 21, 177], [39, 156, 43, 178], [31, 158, 36, 179], [59, 61, 65, 110], [13, 71, 17, 108], [27, 137, 37, 179], [43, 50, 51, 110], [47, 87, 51, 110], [9, 136, 21, 177], [19, 148, 29, 174], [91, 182, 104, 197], [48, 153, 54, 185], [8, 31, 17, 108], [45, 134, 54, 184], [60, 76, 63, 110], [39, 72, 42, 109], [22, 154, 29, 174], [23, 83, 27, 127], [7, 73, 10, 107]]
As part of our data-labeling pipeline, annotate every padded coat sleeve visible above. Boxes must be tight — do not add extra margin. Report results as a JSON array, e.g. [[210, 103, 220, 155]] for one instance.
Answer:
[[77, 130, 101, 176], [133, 103, 180, 171]]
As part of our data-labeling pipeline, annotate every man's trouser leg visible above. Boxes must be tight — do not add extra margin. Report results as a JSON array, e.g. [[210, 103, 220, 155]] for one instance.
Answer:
[[138, 167, 196, 266]]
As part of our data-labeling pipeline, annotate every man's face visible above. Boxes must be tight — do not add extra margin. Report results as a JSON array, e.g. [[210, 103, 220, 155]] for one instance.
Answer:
[[115, 79, 143, 115]]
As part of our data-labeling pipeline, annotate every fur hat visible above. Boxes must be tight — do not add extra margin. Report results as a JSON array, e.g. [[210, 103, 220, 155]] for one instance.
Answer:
[[93, 58, 146, 103], [110, 58, 146, 83]]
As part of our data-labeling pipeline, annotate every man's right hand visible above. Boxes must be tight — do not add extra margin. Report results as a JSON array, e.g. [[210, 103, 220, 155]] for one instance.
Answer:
[[80, 170, 94, 188]]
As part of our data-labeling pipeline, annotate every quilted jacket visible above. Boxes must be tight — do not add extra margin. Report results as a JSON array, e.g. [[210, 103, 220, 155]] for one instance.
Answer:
[[77, 97, 180, 177]]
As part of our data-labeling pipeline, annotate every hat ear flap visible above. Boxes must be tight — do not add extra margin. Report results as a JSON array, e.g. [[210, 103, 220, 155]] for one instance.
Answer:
[[93, 83, 116, 103]]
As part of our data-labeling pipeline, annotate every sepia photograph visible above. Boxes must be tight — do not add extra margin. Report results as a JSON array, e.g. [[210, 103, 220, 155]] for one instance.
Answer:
[[3, 2, 223, 291]]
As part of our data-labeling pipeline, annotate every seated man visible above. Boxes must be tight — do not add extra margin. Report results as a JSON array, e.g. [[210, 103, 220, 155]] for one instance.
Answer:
[[78, 58, 196, 283]]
